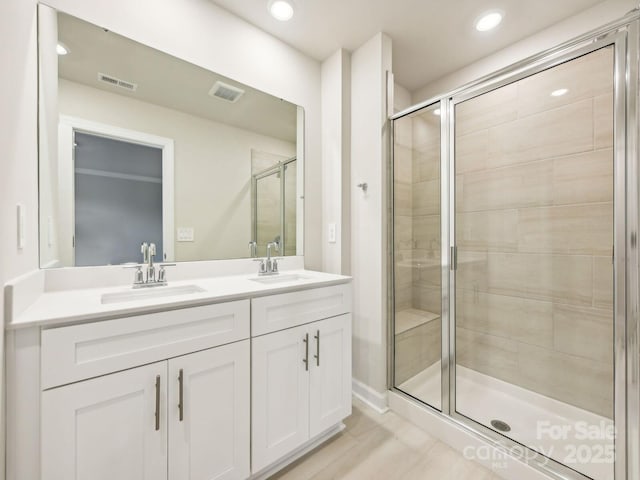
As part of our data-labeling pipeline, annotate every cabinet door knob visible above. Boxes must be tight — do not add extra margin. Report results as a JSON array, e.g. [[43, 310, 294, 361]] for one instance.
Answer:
[[313, 330, 320, 366], [154, 375, 161, 431], [303, 333, 309, 371], [178, 368, 184, 422]]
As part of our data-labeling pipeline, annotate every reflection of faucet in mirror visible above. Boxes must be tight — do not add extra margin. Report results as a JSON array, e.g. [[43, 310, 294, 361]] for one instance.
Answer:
[[248, 241, 257, 258]]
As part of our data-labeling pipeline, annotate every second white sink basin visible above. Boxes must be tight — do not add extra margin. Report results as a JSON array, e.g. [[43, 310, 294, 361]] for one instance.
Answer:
[[101, 284, 206, 304], [249, 274, 311, 285]]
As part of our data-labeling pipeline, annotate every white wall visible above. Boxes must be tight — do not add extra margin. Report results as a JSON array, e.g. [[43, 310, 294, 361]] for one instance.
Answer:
[[321, 49, 351, 275], [0, 2, 321, 477], [350, 33, 392, 396], [413, 0, 637, 102], [57, 79, 295, 262]]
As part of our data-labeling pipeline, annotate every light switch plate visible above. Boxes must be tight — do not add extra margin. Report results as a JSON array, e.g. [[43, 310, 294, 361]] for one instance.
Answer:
[[328, 223, 336, 243], [177, 227, 194, 242], [17, 204, 26, 249]]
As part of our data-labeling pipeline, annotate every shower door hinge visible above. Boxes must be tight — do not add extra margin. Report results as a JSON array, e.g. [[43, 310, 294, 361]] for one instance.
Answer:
[[451, 246, 458, 271]]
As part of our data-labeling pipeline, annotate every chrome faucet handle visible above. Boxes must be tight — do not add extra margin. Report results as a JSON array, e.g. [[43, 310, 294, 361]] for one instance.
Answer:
[[124, 264, 145, 284], [253, 258, 267, 274], [272, 257, 284, 273], [141, 242, 149, 264], [157, 263, 175, 283], [248, 241, 257, 258]]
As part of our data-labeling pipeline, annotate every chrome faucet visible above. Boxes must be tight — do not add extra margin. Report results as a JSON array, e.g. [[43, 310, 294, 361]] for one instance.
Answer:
[[127, 242, 175, 288], [254, 241, 282, 276]]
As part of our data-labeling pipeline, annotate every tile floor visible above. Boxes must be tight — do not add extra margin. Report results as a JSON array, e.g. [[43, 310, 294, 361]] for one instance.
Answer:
[[270, 398, 502, 480]]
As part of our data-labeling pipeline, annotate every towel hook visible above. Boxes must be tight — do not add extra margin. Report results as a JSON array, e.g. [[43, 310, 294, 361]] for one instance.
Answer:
[[357, 182, 368, 193]]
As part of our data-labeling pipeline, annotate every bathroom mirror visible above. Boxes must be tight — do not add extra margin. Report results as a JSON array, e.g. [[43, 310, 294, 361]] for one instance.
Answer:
[[38, 6, 304, 268]]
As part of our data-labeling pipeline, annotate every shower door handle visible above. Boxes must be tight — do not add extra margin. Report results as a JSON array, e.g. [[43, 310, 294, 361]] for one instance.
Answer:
[[450, 246, 458, 271]]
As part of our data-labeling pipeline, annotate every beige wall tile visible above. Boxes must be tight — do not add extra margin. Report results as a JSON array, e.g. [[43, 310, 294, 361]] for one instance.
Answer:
[[456, 129, 489, 174], [413, 285, 442, 315], [412, 214, 440, 252], [395, 321, 441, 384], [394, 215, 413, 250], [395, 115, 413, 148], [517, 203, 612, 256], [394, 144, 413, 184], [593, 256, 613, 309], [457, 209, 518, 252], [517, 47, 614, 118], [594, 93, 614, 150], [394, 181, 412, 217], [470, 253, 594, 306], [456, 328, 519, 383], [517, 343, 613, 417], [487, 99, 593, 168], [456, 83, 518, 136], [413, 144, 440, 182], [552, 149, 613, 205], [457, 289, 554, 348], [553, 304, 613, 364], [459, 160, 553, 212], [412, 179, 440, 216]]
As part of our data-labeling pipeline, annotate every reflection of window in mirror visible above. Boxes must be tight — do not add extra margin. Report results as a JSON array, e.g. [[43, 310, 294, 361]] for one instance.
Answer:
[[38, 8, 303, 268]]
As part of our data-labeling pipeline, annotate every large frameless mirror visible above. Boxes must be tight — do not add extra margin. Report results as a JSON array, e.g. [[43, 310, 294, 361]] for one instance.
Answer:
[[38, 6, 304, 268]]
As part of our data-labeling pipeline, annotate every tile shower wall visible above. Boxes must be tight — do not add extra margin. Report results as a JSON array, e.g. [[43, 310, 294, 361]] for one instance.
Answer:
[[455, 48, 614, 417], [394, 108, 442, 387]]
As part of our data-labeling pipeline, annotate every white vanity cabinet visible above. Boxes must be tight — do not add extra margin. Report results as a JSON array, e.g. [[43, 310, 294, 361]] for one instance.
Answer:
[[250, 284, 352, 473], [40, 301, 251, 480]]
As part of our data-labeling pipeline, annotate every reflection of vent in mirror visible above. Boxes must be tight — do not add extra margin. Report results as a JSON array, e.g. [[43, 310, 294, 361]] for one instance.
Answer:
[[209, 81, 245, 103], [97, 73, 138, 92]]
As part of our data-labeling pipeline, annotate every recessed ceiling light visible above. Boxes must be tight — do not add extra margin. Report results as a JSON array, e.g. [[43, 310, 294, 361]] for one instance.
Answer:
[[475, 11, 503, 32], [551, 88, 569, 97], [268, 0, 294, 21], [56, 42, 69, 56], [433, 109, 441, 116]]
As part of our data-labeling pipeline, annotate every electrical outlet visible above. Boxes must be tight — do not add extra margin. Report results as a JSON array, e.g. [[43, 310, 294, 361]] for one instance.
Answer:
[[177, 227, 194, 242]]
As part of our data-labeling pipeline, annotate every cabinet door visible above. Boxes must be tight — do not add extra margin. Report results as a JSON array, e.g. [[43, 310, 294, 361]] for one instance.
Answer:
[[42, 362, 167, 480], [309, 314, 352, 438], [252, 324, 310, 473], [168, 340, 250, 480]]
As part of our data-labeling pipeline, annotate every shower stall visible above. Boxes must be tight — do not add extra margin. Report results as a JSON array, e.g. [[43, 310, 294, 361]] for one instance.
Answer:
[[390, 12, 639, 480], [251, 157, 297, 257]]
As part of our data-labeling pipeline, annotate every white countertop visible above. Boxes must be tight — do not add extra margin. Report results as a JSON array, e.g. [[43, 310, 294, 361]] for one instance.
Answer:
[[8, 269, 351, 329]]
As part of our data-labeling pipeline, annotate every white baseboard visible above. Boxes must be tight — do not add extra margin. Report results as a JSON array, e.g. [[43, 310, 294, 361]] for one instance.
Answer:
[[352, 378, 389, 414], [250, 423, 345, 480]]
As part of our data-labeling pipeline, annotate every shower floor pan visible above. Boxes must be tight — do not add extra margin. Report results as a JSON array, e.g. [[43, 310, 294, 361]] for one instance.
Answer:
[[399, 362, 613, 480]]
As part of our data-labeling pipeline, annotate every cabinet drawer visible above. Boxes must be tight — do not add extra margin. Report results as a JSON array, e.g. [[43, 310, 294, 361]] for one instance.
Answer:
[[41, 300, 249, 389], [251, 284, 351, 336]]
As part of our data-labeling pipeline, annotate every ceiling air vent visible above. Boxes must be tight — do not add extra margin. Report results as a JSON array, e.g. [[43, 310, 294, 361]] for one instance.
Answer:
[[208, 81, 244, 103], [97, 73, 138, 92]]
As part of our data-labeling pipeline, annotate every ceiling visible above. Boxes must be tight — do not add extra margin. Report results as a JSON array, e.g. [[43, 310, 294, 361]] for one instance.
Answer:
[[209, 0, 609, 91], [57, 13, 297, 143]]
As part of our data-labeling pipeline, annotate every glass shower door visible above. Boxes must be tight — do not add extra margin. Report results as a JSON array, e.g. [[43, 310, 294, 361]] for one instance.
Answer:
[[453, 46, 615, 480], [393, 102, 443, 410]]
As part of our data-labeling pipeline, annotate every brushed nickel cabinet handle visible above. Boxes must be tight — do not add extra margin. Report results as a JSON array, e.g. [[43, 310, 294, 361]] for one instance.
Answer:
[[154, 375, 161, 431], [303, 333, 309, 371], [313, 330, 320, 366], [178, 368, 184, 422]]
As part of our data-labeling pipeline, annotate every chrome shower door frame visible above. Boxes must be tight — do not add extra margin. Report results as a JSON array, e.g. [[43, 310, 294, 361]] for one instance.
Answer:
[[389, 12, 640, 480]]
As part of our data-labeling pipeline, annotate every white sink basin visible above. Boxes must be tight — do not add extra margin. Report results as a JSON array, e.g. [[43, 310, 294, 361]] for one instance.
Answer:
[[249, 274, 311, 285], [101, 285, 206, 304]]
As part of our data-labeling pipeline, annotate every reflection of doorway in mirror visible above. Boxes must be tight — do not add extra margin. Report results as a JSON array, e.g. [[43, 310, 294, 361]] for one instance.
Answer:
[[57, 116, 175, 266], [250, 150, 297, 258]]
